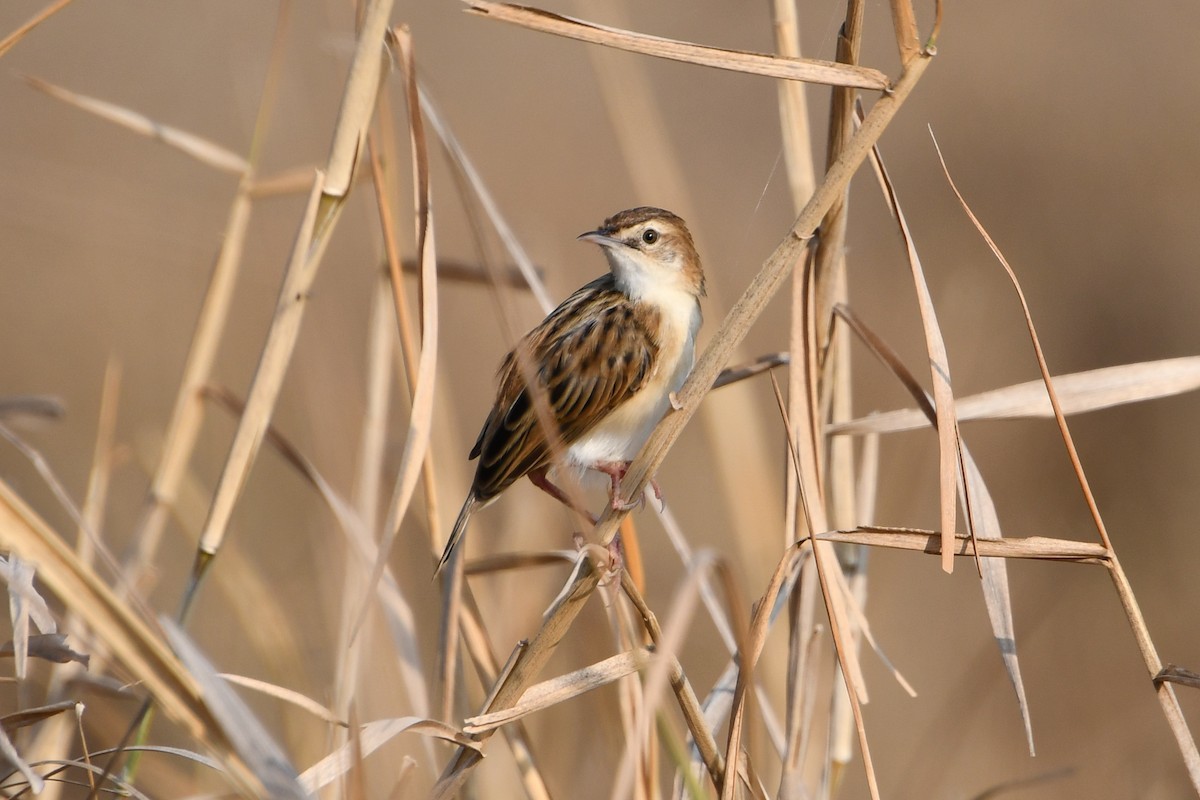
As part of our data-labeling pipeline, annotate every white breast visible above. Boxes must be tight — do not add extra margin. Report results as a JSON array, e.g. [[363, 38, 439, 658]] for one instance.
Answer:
[[566, 286, 700, 468]]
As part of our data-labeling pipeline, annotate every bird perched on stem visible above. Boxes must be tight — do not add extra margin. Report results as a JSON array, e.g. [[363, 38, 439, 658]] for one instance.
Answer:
[[438, 207, 705, 575]]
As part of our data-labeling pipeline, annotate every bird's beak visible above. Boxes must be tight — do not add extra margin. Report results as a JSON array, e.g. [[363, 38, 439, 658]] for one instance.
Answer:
[[577, 230, 621, 248]]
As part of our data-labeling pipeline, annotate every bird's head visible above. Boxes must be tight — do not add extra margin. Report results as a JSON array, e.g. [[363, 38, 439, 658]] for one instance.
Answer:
[[578, 207, 706, 300]]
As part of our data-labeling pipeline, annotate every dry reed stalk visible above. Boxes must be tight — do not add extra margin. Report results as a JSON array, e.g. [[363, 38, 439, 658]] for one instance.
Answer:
[[0, 0, 75, 58], [21, 76, 249, 173]]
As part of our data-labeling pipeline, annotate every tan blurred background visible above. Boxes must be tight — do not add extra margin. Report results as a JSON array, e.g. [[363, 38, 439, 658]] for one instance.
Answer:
[[2, 1, 1200, 797]]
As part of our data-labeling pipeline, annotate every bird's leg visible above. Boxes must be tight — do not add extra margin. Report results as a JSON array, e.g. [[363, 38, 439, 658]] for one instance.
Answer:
[[594, 461, 638, 511], [528, 467, 598, 524], [606, 532, 624, 578], [594, 461, 665, 511]]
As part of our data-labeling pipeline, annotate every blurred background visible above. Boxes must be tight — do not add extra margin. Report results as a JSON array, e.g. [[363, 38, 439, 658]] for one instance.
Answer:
[[2, 1, 1200, 797]]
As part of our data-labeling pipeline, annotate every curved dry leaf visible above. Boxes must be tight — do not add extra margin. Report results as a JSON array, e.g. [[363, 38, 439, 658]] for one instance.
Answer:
[[866, 138, 961, 572], [0, 723, 43, 793], [0, 700, 76, 733], [220, 673, 345, 728], [0, 633, 88, 667], [299, 717, 481, 793], [162, 619, 309, 800], [0, 395, 64, 423]]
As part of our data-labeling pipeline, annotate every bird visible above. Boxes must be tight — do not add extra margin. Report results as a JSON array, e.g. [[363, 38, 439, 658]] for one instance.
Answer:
[[437, 207, 705, 575]]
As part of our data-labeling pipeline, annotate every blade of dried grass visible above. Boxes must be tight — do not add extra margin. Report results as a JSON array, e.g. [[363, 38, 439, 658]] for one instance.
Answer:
[[933, 135, 1200, 785], [0, 633, 87, 667], [770, 0, 816, 206], [367, 34, 447, 734], [802, 2, 866, 788], [612, 554, 744, 800], [324, 0, 394, 196], [0, 395, 63, 422], [0, 479, 261, 795], [22, 76, 248, 174], [1155, 666, 1200, 691], [831, 356, 1200, 434], [817, 528, 1109, 562], [833, 304, 1034, 746], [0, 722, 44, 793], [648, 505, 788, 775], [0, 701, 75, 733], [711, 352, 790, 390], [432, 558, 601, 797], [419, 91, 555, 313], [190, 171, 323, 580], [3, 556, 55, 682], [354, 26, 439, 643], [0, 0, 74, 58], [331, 277, 388, 763], [161, 619, 308, 800], [866, 134, 961, 572], [219, 674, 345, 728], [199, 384, 435, 754], [455, 590, 553, 800], [126, 1, 290, 592], [0, 423, 126, 597], [464, 648, 652, 734], [464, 1, 889, 90]]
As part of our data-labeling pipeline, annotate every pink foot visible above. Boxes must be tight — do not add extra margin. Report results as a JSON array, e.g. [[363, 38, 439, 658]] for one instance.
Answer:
[[594, 461, 665, 512]]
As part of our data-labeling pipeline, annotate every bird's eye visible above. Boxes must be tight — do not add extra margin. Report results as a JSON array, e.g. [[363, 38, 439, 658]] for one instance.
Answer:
[[641, 228, 659, 245]]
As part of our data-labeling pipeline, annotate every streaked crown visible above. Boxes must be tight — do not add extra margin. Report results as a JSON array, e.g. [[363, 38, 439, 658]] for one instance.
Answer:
[[585, 207, 705, 297]]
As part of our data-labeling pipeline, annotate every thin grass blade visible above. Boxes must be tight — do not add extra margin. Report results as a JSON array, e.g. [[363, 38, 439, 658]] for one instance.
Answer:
[[464, 2, 889, 89]]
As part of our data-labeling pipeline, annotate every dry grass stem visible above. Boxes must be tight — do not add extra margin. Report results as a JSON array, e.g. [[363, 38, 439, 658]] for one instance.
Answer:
[[817, 528, 1109, 562], [465, 1, 890, 89], [0, 0, 75, 58], [23, 76, 249, 173]]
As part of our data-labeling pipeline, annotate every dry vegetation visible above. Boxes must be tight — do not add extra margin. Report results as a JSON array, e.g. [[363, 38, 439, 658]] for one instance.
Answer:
[[2, 0, 1200, 798]]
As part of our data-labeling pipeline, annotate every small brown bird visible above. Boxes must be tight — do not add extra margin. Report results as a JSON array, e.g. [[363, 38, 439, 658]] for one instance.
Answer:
[[438, 207, 705, 574]]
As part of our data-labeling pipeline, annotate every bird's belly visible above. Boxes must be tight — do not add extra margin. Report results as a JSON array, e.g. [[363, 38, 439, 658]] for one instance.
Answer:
[[566, 384, 672, 466], [566, 313, 695, 467]]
